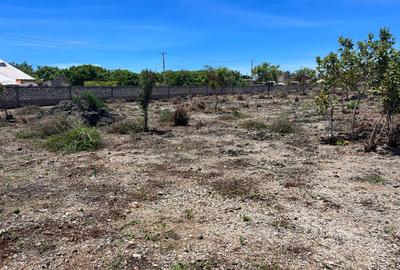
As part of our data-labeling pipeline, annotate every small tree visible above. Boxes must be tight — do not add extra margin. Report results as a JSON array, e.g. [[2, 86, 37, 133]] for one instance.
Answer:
[[381, 50, 400, 146], [369, 28, 399, 147], [336, 37, 366, 139], [138, 70, 157, 132], [316, 53, 341, 142], [252, 62, 281, 98], [294, 67, 316, 95], [204, 66, 237, 110]]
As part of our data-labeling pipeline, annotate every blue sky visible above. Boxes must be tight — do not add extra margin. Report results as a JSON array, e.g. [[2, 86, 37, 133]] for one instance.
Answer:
[[1, 0, 400, 74]]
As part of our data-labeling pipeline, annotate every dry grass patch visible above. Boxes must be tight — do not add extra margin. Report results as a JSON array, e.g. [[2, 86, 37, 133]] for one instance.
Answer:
[[17, 116, 73, 139], [240, 119, 268, 130], [208, 177, 264, 201]]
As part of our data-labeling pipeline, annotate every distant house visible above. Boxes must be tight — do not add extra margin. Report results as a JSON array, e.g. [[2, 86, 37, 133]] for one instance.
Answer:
[[0, 59, 37, 86], [43, 76, 71, 87]]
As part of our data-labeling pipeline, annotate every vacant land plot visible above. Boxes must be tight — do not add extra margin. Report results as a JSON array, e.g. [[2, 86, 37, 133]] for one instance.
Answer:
[[1, 92, 399, 269]]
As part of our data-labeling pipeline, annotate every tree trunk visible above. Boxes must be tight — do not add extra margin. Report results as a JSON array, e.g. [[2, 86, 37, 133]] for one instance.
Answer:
[[387, 114, 398, 147], [350, 94, 361, 140], [143, 110, 149, 132], [214, 93, 219, 111], [329, 91, 335, 143]]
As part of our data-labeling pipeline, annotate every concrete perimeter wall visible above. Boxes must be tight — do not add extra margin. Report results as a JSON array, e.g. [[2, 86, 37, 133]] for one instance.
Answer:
[[0, 85, 301, 109]]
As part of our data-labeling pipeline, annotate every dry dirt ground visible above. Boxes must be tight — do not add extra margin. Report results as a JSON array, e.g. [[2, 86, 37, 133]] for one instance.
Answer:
[[1, 92, 399, 270]]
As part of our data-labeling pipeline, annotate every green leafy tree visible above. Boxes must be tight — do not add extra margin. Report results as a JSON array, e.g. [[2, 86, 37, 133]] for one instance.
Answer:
[[10, 61, 36, 78], [316, 53, 341, 142], [337, 37, 364, 138], [293, 67, 316, 95], [204, 66, 239, 110], [35, 66, 62, 82], [138, 70, 157, 132], [252, 62, 282, 98], [367, 28, 399, 147], [380, 50, 400, 146], [64, 65, 108, 86], [109, 69, 139, 86]]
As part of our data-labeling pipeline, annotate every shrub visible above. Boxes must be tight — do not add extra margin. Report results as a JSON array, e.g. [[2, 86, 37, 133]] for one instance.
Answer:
[[110, 119, 144, 134], [240, 119, 268, 130], [17, 116, 73, 139], [315, 90, 329, 114], [173, 107, 190, 126], [159, 109, 173, 123], [138, 70, 157, 132], [347, 100, 359, 110], [72, 92, 105, 112], [46, 126, 102, 152], [268, 117, 297, 134], [242, 215, 252, 222]]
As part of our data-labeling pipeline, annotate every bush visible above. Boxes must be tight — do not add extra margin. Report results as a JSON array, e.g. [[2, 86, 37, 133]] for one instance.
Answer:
[[347, 100, 359, 110], [159, 109, 173, 123], [240, 119, 268, 130], [72, 92, 105, 112], [110, 119, 144, 134], [173, 107, 190, 126], [17, 116, 73, 139], [46, 126, 102, 152], [269, 117, 297, 134]]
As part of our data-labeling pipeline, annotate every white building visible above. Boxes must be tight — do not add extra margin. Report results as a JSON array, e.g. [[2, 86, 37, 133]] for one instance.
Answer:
[[0, 59, 37, 86]]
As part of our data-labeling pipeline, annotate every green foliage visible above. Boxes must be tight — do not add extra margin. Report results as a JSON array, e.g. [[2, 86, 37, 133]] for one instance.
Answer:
[[10, 61, 36, 78], [204, 66, 241, 90], [109, 69, 139, 86], [84, 81, 118, 87], [72, 91, 105, 111], [35, 66, 62, 81], [173, 107, 190, 126], [64, 65, 108, 86], [347, 100, 360, 110], [242, 215, 252, 222], [336, 139, 349, 146], [252, 62, 282, 84], [46, 126, 102, 152], [337, 37, 362, 93], [381, 51, 400, 115], [139, 70, 157, 132], [17, 116, 73, 139], [171, 263, 186, 270], [110, 119, 144, 134], [294, 67, 316, 94]]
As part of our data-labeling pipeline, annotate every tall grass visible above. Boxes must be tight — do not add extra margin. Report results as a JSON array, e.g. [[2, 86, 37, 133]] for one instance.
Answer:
[[46, 126, 102, 152]]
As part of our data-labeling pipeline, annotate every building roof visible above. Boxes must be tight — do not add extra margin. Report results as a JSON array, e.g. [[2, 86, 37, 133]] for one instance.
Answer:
[[0, 59, 35, 85]]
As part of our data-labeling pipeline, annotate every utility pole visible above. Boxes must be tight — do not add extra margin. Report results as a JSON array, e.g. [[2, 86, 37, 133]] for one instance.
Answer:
[[160, 52, 167, 86], [251, 59, 254, 85]]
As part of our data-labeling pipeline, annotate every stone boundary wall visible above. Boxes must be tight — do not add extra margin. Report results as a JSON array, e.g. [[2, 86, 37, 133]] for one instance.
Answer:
[[0, 85, 301, 109]]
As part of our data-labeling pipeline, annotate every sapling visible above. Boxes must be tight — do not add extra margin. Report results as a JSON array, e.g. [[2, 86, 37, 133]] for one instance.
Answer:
[[138, 70, 157, 132]]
